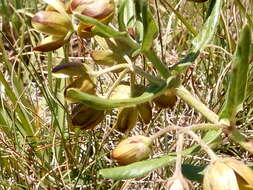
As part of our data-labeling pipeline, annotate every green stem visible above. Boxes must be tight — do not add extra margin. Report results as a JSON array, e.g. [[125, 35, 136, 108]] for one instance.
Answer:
[[175, 85, 219, 124], [132, 65, 164, 85], [144, 49, 170, 79]]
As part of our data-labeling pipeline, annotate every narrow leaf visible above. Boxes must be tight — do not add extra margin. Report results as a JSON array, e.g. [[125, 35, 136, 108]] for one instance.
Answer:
[[118, 0, 136, 31], [182, 164, 205, 183], [141, 9, 158, 52], [135, 0, 158, 52], [192, 0, 222, 52], [171, 0, 222, 71], [220, 25, 251, 123], [99, 155, 176, 180]]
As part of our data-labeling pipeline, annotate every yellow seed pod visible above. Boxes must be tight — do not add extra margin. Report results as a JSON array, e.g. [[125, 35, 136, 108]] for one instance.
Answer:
[[203, 158, 253, 190], [91, 50, 125, 67], [112, 135, 153, 165]]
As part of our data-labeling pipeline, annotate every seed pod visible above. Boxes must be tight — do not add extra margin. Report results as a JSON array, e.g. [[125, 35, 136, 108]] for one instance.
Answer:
[[112, 135, 153, 165], [64, 76, 96, 103], [137, 102, 152, 124], [91, 50, 125, 67], [52, 62, 89, 78], [203, 158, 253, 190], [110, 83, 131, 99], [113, 107, 138, 133], [71, 104, 105, 130], [33, 35, 66, 52], [153, 89, 177, 109], [32, 11, 71, 36]]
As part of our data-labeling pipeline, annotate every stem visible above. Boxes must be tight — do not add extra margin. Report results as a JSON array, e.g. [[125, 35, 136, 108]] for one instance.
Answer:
[[132, 65, 164, 85], [187, 131, 218, 161], [175, 85, 219, 124], [144, 49, 170, 79], [105, 69, 129, 98], [174, 133, 184, 175], [89, 64, 129, 77], [150, 123, 222, 140]]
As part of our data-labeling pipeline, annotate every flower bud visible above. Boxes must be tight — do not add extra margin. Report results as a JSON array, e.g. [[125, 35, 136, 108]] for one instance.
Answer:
[[32, 11, 72, 36], [166, 176, 192, 190], [112, 135, 153, 165], [71, 104, 105, 130], [153, 89, 177, 109], [69, 0, 114, 19], [69, 0, 115, 38], [203, 158, 253, 190]]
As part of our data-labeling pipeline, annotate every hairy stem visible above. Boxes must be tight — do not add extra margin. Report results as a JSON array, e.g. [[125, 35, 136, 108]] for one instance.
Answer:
[[175, 85, 219, 124]]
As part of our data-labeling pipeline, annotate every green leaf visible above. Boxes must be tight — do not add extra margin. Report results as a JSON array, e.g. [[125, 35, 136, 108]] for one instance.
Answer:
[[219, 25, 251, 124], [182, 164, 205, 183], [99, 129, 221, 180], [74, 13, 126, 38], [135, 0, 158, 53], [192, 0, 222, 52], [99, 155, 176, 180], [171, 0, 222, 71], [141, 9, 158, 52], [118, 0, 136, 31]]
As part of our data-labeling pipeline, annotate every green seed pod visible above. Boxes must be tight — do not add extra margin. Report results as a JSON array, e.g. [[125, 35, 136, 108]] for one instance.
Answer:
[[112, 135, 153, 165], [71, 104, 105, 130]]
